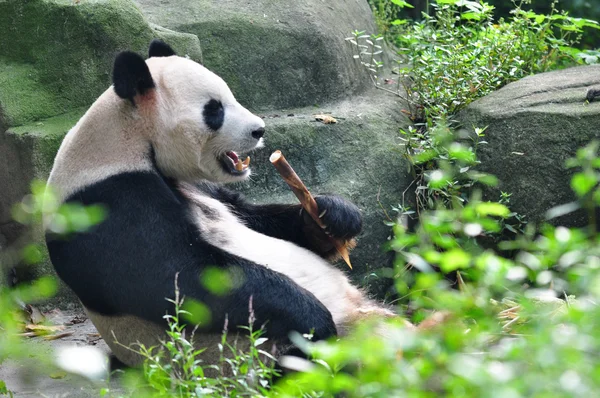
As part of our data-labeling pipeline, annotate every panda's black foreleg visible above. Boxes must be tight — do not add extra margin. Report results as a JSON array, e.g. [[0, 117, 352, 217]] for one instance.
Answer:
[[239, 195, 362, 260], [198, 182, 362, 258]]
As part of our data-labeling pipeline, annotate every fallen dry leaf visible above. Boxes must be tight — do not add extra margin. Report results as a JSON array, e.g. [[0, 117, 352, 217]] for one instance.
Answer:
[[43, 332, 74, 341], [314, 114, 337, 124], [66, 314, 87, 325], [26, 324, 66, 333], [16, 332, 37, 338], [49, 371, 67, 379], [87, 333, 102, 345]]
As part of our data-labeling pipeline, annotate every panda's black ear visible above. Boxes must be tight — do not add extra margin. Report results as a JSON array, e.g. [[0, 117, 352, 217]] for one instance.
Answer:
[[112, 51, 155, 105], [148, 39, 176, 58]]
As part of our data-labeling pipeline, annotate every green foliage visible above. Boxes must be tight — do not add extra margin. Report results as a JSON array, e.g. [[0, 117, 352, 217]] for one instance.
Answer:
[[400, 122, 493, 212], [485, 0, 600, 49], [270, 142, 600, 398], [389, 0, 599, 121], [0, 181, 106, 394], [11, 181, 106, 236], [346, 31, 386, 88], [369, 0, 413, 36], [0, 380, 13, 398], [575, 49, 600, 64]]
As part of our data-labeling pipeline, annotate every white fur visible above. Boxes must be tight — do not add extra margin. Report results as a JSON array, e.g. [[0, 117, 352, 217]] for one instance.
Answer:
[[47, 91, 154, 202]]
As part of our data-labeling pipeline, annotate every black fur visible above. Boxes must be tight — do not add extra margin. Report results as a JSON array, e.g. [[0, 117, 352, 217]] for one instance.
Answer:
[[586, 87, 600, 103], [45, 168, 366, 344], [112, 51, 155, 105], [203, 99, 225, 131], [314, 195, 362, 240], [148, 39, 177, 58]]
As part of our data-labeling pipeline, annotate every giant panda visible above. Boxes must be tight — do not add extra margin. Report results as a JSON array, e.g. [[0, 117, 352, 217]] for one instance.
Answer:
[[45, 40, 396, 369]]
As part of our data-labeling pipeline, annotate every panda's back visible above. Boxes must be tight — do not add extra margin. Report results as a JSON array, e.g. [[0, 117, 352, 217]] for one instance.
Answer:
[[47, 171, 217, 320]]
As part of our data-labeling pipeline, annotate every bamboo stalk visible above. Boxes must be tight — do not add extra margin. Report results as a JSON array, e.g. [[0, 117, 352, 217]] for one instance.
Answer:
[[269, 150, 352, 269]]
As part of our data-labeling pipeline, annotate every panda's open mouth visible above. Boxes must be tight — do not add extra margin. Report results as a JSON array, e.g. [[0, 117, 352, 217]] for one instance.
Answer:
[[220, 151, 251, 175]]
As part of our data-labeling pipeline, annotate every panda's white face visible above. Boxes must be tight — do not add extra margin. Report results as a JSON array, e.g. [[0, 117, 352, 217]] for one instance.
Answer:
[[146, 56, 265, 183]]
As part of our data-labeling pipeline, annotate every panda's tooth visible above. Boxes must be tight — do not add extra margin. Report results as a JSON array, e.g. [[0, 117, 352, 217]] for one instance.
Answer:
[[242, 156, 251, 167], [235, 159, 244, 171]]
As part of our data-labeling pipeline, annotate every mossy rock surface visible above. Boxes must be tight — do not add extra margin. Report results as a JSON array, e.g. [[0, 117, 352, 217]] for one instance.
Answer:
[[0, 0, 201, 126], [458, 65, 600, 227], [2, 110, 87, 305], [0, 0, 201, 294], [133, 0, 379, 110]]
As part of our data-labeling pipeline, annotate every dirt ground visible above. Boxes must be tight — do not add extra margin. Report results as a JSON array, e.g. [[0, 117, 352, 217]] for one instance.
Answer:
[[0, 309, 123, 398]]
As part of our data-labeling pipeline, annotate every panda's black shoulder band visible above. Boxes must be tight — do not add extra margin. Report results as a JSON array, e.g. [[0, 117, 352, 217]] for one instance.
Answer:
[[112, 51, 155, 105], [149, 39, 177, 58]]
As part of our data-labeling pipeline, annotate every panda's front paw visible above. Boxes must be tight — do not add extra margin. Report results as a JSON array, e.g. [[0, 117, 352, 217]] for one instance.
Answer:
[[313, 195, 362, 240]]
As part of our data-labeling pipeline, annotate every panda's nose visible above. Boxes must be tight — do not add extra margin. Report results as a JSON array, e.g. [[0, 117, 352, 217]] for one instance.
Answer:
[[251, 127, 265, 140]]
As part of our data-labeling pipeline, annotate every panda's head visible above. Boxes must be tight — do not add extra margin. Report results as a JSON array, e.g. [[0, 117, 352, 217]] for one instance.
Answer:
[[112, 40, 265, 183]]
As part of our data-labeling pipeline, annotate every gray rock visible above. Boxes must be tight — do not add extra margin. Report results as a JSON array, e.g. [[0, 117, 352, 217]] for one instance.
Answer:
[[0, 0, 202, 127], [133, 0, 378, 110], [458, 65, 600, 227]]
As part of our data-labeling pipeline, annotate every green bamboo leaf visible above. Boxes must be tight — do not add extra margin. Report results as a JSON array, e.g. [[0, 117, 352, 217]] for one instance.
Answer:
[[571, 172, 598, 197]]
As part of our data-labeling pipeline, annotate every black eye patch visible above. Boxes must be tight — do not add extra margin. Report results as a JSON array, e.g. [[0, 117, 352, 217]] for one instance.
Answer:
[[203, 99, 224, 131]]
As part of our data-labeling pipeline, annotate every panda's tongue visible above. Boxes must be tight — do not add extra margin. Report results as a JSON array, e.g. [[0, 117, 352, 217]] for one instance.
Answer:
[[226, 151, 239, 164]]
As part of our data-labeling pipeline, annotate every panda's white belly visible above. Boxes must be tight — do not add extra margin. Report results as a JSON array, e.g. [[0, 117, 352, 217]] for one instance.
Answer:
[[183, 190, 360, 326]]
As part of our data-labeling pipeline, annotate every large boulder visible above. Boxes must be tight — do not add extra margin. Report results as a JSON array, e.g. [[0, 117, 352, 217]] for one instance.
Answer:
[[458, 65, 600, 227], [133, 0, 378, 110]]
